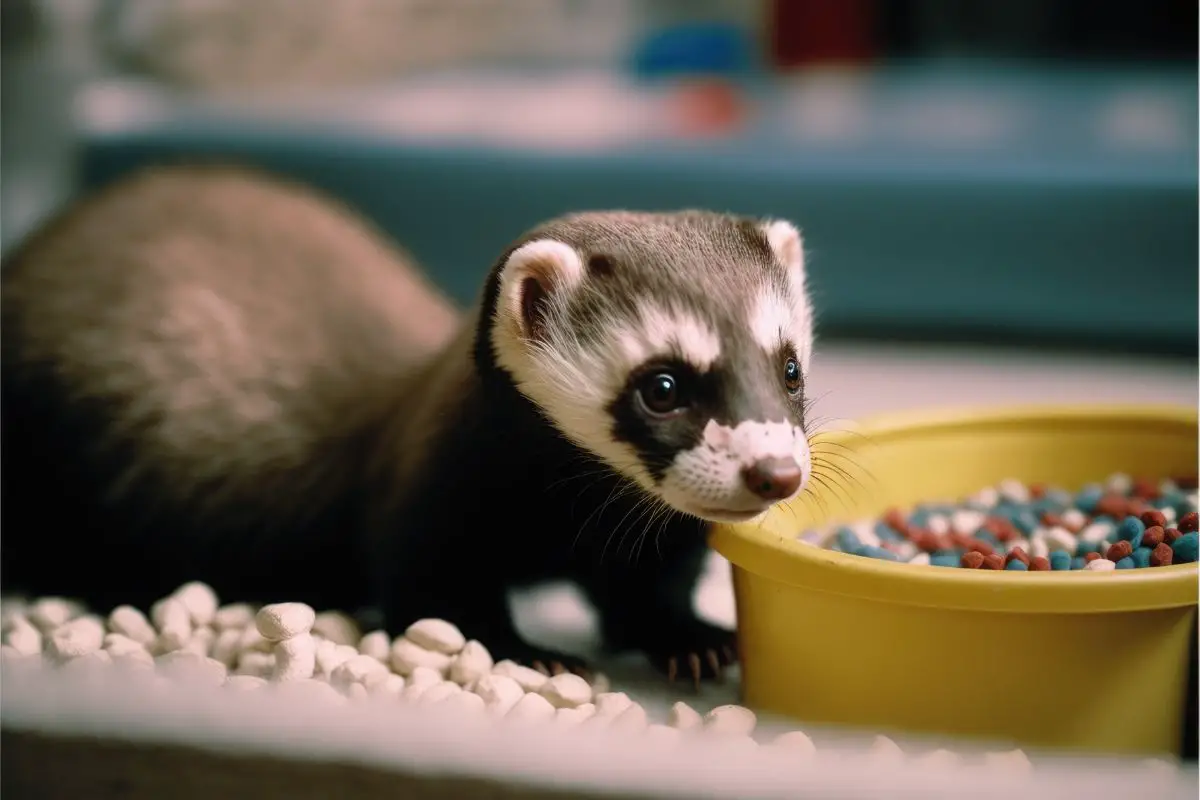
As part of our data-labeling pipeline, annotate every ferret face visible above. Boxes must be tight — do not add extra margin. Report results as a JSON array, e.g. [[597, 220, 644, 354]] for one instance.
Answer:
[[489, 211, 814, 523]]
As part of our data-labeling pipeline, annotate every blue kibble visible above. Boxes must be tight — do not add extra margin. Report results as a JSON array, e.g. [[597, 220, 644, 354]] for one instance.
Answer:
[[1076, 540, 1101, 556], [1012, 511, 1039, 536], [1070, 557, 1088, 570], [1115, 556, 1135, 570], [974, 531, 1000, 549], [1049, 551, 1072, 571], [1075, 485, 1104, 513], [933, 549, 963, 560], [908, 509, 932, 528], [874, 522, 904, 542], [1030, 497, 1060, 516], [1171, 532, 1199, 564], [1091, 514, 1117, 528], [836, 527, 861, 553], [1046, 489, 1073, 509], [930, 553, 961, 568], [1131, 547, 1153, 568], [858, 545, 901, 562], [1005, 559, 1028, 571], [1116, 516, 1145, 546]]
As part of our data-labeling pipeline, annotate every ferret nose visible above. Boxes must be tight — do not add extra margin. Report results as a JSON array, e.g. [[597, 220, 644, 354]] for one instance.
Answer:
[[741, 457, 804, 501]]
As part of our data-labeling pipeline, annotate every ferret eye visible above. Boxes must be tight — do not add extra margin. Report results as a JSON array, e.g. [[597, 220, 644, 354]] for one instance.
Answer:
[[637, 371, 686, 416], [783, 357, 802, 394]]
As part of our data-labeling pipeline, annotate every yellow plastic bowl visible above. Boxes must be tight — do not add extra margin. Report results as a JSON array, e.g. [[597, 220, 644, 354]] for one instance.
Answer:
[[710, 404, 1199, 756]]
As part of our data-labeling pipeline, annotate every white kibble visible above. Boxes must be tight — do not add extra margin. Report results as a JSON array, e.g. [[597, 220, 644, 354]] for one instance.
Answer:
[[868, 735, 904, 762], [107, 605, 157, 645], [927, 514, 950, 535], [1086, 558, 1117, 572], [645, 724, 681, 744], [370, 673, 407, 698], [212, 603, 255, 631], [2, 615, 42, 656], [405, 618, 466, 655], [611, 702, 648, 731], [344, 682, 369, 702], [46, 616, 105, 660], [272, 633, 316, 681], [441, 689, 486, 715], [171, 582, 218, 626], [314, 640, 357, 676], [555, 702, 596, 725], [28, 597, 81, 631], [951, 509, 986, 536], [330, 653, 390, 690], [851, 520, 881, 548], [418, 681, 462, 705], [590, 673, 611, 694], [0, 644, 38, 665], [156, 651, 227, 686], [449, 640, 493, 686], [1028, 533, 1050, 560], [972, 486, 1001, 508], [274, 678, 345, 705], [152, 598, 192, 652], [390, 636, 452, 676], [539, 672, 592, 709], [1106, 473, 1132, 494], [225, 675, 268, 691], [983, 748, 1032, 773], [256, 603, 316, 641], [103, 632, 148, 658], [720, 735, 759, 754], [908, 552, 932, 566], [491, 659, 548, 691], [211, 628, 243, 667], [772, 730, 816, 756], [111, 648, 155, 669], [917, 749, 961, 769], [704, 704, 757, 736], [357, 630, 391, 662], [997, 479, 1029, 503], [1162, 507, 1177, 524], [60, 648, 112, 675], [1080, 523, 1112, 544], [312, 611, 360, 646], [506, 691, 556, 722], [237, 625, 271, 654], [409, 665, 444, 687], [183, 626, 216, 657], [668, 701, 703, 730], [1044, 526, 1077, 554], [593, 691, 634, 718], [471, 674, 525, 715], [235, 650, 275, 677], [1060, 509, 1086, 531]]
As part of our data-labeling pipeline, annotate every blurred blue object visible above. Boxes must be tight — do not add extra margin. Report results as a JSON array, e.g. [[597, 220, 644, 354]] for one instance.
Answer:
[[69, 63, 1196, 355], [630, 22, 757, 78]]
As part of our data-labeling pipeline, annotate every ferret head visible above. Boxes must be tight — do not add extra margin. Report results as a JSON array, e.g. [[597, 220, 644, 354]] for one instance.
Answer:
[[486, 211, 814, 523]]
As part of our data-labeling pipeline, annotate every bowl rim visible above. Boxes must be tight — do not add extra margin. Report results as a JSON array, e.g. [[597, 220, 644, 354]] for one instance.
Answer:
[[709, 403, 1200, 613]]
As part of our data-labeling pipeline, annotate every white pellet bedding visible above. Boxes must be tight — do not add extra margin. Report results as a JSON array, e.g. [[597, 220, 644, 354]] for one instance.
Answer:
[[1, 574, 1195, 800]]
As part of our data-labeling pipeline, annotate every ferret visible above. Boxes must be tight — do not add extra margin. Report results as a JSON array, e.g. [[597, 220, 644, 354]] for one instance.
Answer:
[[1, 164, 815, 683]]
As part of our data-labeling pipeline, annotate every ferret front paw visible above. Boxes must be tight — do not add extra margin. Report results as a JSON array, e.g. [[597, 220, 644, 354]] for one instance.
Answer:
[[638, 617, 738, 688], [489, 639, 592, 679]]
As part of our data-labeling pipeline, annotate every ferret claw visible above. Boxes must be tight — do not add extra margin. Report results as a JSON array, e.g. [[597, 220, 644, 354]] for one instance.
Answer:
[[666, 656, 679, 684], [687, 652, 702, 690], [532, 660, 550, 676], [706, 648, 723, 682], [549, 661, 567, 676]]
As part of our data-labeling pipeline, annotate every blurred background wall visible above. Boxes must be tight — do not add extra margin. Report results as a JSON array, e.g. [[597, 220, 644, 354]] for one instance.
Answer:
[[2, 0, 1196, 356]]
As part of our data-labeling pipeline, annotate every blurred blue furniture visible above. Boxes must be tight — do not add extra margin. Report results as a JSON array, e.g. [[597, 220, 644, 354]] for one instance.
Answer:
[[74, 63, 1196, 355]]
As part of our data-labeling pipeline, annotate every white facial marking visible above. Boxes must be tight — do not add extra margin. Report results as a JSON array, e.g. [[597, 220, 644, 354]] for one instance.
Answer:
[[661, 419, 812, 520], [759, 219, 814, 375], [749, 286, 791, 353], [634, 301, 721, 371]]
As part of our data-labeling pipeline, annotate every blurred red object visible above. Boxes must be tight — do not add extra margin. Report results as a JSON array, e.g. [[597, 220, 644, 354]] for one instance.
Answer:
[[768, 0, 877, 68]]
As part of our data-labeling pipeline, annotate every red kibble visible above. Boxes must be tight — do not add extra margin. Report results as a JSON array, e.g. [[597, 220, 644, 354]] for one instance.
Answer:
[[961, 551, 985, 569], [1106, 540, 1133, 562], [1028, 483, 1047, 500], [883, 508, 910, 535], [1084, 552, 1104, 563], [1029, 556, 1051, 571], [1174, 475, 1199, 490], [1005, 547, 1031, 566], [949, 532, 975, 549], [1040, 512, 1062, 528], [965, 539, 994, 557], [910, 530, 938, 552], [982, 553, 1005, 570], [1141, 525, 1165, 549], [1125, 498, 1148, 518], [1131, 477, 1159, 500], [1094, 494, 1128, 518], [983, 516, 1017, 542], [1150, 542, 1175, 567], [1164, 528, 1182, 544], [1179, 511, 1198, 533], [1140, 509, 1167, 529]]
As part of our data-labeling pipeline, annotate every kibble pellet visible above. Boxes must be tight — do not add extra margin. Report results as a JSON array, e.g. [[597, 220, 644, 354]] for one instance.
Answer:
[[802, 473, 1198, 571]]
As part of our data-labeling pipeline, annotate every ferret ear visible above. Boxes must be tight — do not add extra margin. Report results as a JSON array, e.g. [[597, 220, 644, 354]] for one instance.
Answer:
[[761, 219, 806, 285], [496, 239, 585, 342]]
